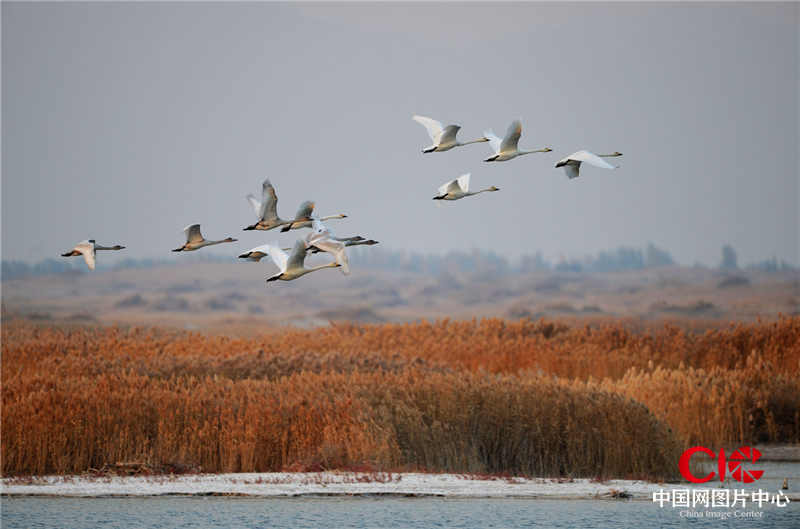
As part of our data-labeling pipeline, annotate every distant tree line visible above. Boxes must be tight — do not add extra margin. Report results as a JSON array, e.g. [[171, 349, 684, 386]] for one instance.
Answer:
[[1, 243, 795, 281]]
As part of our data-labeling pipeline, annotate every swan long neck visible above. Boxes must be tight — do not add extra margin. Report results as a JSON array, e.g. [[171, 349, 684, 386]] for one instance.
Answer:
[[204, 238, 234, 247], [458, 138, 490, 146], [305, 261, 339, 274], [598, 152, 623, 158], [320, 214, 346, 221], [95, 245, 123, 251], [520, 148, 551, 155]]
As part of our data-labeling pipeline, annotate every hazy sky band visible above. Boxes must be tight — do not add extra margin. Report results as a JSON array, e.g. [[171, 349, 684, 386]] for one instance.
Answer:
[[2, 2, 797, 265]]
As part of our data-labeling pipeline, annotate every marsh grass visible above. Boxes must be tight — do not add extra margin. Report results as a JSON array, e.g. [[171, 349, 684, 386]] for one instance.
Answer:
[[2, 317, 798, 478]]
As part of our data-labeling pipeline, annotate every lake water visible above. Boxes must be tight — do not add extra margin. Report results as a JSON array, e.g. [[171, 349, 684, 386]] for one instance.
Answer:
[[2, 497, 799, 528]]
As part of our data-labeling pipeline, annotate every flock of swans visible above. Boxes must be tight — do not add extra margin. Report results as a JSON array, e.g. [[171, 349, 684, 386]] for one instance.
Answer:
[[61, 115, 621, 283]]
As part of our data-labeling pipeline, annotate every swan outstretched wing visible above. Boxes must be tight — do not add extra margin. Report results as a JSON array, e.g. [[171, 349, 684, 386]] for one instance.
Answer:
[[305, 217, 334, 244], [413, 115, 444, 144], [286, 239, 309, 270], [75, 240, 96, 270], [483, 129, 502, 154], [568, 150, 617, 170], [564, 164, 581, 179], [183, 224, 204, 243], [261, 179, 279, 220], [246, 195, 262, 218], [294, 200, 315, 220], [438, 177, 462, 196], [456, 173, 470, 193], [500, 120, 522, 153], [439, 124, 461, 146], [267, 243, 290, 272], [309, 237, 350, 275]]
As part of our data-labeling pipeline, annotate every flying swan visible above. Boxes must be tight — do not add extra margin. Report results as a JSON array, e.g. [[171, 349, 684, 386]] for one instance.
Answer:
[[279, 200, 347, 232], [555, 150, 623, 179], [172, 224, 237, 252], [244, 179, 310, 231], [433, 173, 499, 201], [61, 239, 125, 270], [412, 115, 488, 153], [483, 120, 551, 162]]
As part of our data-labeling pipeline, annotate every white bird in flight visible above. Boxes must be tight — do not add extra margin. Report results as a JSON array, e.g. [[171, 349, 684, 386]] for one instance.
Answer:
[[172, 224, 237, 252], [239, 238, 378, 262], [412, 115, 488, 153], [483, 120, 551, 162], [244, 179, 309, 231], [264, 239, 341, 282], [279, 200, 347, 232], [303, 218, 352, 275], [433, 173, 499, 201], [61, 239, 125, 270], [555, 150, 623, 179]]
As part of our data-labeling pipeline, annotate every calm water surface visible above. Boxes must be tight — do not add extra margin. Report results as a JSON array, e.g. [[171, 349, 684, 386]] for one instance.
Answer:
[[2, 497, 799, 529]]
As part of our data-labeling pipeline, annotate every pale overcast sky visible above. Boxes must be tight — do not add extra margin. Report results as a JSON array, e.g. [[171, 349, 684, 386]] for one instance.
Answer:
[[2, 2, 798, 266]]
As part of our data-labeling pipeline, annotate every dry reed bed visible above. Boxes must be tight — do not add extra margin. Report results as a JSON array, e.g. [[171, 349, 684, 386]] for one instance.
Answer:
[[2, 317, 799, 477]]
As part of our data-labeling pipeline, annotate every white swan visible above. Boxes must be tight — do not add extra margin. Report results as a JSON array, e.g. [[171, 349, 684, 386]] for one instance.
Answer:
[[433, 173, 499, 201], [304, 218, 351, 275], [279, 200, 347, 232], [240, 241, 376, 262], [61, 239, 125, 270], [250, 239, 378, 259], [483, 120, 551, 162], [555, 150, 623, 179], [264, 239, 341, 282], [244, 179, 309, 231], [172, 224, 237, 252], [412, 115, 488, 153]]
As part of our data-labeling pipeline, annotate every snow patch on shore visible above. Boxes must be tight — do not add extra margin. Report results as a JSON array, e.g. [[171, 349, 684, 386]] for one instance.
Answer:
[[6, 472, 795, 499]]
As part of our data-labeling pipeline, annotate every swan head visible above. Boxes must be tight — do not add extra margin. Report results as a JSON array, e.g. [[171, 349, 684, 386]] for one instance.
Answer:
[[111, 245, 125, 250], [611, 151, 623, 156], [224, 237, 238, 243], [489, 186, 500, 192], [542, 147, 553, 152]]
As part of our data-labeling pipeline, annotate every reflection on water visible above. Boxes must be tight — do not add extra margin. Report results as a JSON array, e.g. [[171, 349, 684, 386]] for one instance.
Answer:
[[2, 497, 799, 529]]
